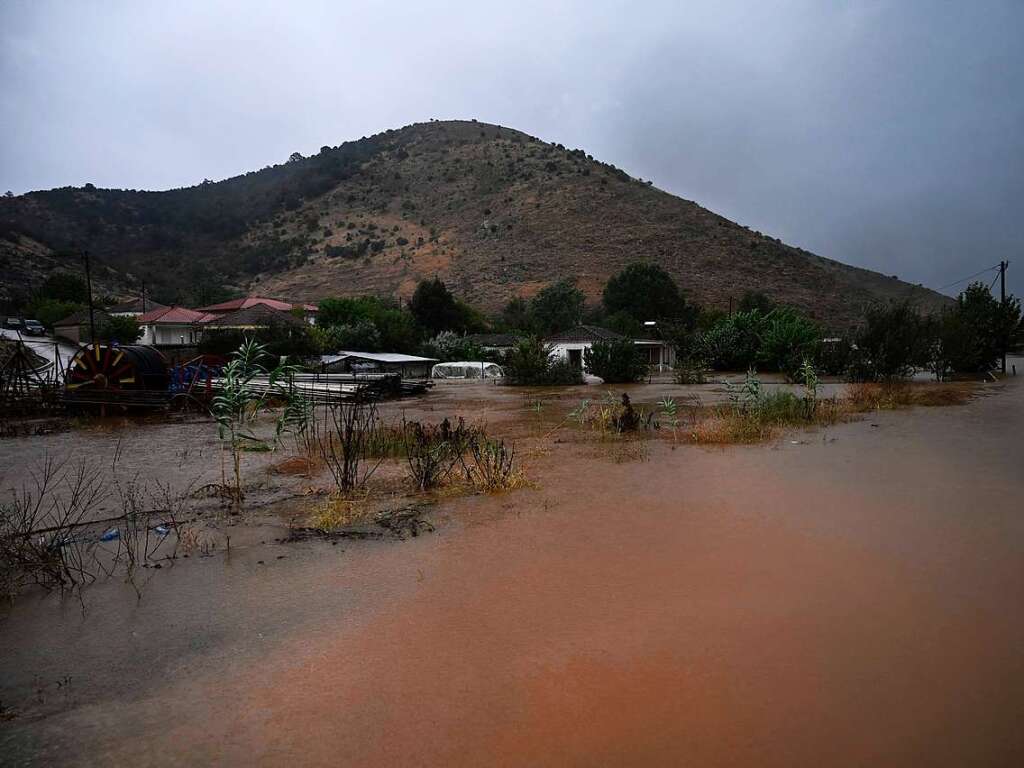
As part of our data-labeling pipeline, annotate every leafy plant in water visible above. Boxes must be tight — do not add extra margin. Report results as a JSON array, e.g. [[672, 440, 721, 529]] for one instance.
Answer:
[[403, 417, 481, 491], [797, 358, 819, 419], [658, 397, 680, 441], [211, 338, 306, 503]]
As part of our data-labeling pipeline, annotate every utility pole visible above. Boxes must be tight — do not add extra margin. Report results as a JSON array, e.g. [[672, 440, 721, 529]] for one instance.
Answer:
[[83, 250, 96, 343], [141, 281, 147, 313], [1000, 260, 1009, 374]]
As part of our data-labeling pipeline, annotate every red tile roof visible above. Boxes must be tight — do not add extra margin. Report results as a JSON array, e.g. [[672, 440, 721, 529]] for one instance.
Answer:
[[201, 304, 307, 329], [137, 306, 208, 324], [196, 296, 317, 313]]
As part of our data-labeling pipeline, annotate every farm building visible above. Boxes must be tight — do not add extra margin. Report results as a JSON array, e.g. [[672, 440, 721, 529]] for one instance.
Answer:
[[53, 309, 111, 343], [431, 361, 504, 379], [321, 351, 437, 378], [545, 325, 675, 373], [463, 333, 520, 354], [198, 303, 307, 333], [196, 296, 318, 325]]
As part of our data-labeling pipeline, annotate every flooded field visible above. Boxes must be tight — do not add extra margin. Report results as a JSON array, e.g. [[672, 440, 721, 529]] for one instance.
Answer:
[[2, 367, 1023, 766]]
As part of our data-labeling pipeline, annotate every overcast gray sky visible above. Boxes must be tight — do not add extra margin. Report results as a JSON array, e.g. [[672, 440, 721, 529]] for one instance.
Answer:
[[2, 0, 1021, 297]]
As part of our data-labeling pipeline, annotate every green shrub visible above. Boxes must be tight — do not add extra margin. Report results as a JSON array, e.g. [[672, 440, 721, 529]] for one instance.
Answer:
[[848, 301, 934, 381], [27, 299, 83, 328], [701, 310, 764, 370], [757, 307, 820, 377], [96, 315, 142, 343], [503, 337, 582, 386], [421, 330, 485, 362], [931, 282, 1021, 376], [584, 338, 648, 383]]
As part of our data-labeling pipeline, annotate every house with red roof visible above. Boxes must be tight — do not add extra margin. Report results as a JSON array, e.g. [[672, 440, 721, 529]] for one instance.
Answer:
[[137, 306, 210, 346], [195, 296, 317, 324]]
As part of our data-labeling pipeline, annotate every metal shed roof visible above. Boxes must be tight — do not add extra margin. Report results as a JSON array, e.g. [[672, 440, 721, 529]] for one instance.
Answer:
[[321, 351, 439, 364]]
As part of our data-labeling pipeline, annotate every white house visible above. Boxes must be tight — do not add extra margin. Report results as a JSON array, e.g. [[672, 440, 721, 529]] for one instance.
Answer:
[[136, 306, 208, 346], [545, 325, 675, 373]]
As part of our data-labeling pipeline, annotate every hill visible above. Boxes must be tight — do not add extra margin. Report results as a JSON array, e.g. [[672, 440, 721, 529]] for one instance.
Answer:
[[0, 120, 949, 327]]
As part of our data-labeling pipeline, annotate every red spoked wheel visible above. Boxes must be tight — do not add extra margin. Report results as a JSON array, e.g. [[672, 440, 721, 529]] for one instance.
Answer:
[[66, 343, 139, 391]]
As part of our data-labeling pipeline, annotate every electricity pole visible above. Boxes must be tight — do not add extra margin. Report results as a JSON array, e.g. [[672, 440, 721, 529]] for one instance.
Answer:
[[83, 250, 96, 343], [1000, 260, 1009, 374]]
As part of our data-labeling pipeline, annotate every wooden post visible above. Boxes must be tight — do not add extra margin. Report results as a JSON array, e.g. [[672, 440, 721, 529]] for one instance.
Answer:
[[83, 251, 96, 343], [1000, 260, 1008, 375]]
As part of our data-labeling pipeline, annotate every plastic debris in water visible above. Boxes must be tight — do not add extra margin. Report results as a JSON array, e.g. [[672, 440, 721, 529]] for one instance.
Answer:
[[99, 528, 120, 542], [153, 525, 170, 536]]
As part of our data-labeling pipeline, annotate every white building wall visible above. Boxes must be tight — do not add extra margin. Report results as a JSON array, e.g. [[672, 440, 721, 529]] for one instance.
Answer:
[[548, 340, 675, 372], [139, 324, 198, 346]]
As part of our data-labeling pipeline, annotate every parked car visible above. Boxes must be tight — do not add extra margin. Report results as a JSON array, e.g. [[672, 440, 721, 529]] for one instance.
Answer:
[[23, 320, 45, 336], [3, 317, 24, 331]]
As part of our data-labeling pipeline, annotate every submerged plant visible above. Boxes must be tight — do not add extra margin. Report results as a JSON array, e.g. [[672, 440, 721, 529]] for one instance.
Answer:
[[211, 338, 306, 503], [658, 397, 680, 441]]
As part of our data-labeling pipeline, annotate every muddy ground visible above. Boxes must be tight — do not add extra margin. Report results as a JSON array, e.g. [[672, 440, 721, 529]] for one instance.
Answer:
[[1, 366, 1022, 766]]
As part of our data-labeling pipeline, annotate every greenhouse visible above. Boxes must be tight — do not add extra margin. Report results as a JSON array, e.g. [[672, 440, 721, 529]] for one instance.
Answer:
[[430, 361, 504, 379]]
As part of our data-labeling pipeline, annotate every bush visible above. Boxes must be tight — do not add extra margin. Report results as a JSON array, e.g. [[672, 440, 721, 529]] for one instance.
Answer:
[[757, 307, 820, 377], [815, 338, 854, 376], [584, 338, 648, 383], [503, 337, 582, 386], [848, 301, 933, 381], [27, 299, 83, 328], [200, 327, 317, 359], [311, 320, 381, 353], [317, 296, 420, 352], [96, 315, 142, 343], [700, 310, 764, 371], [931, 282, 1022, 377], [421, 331, 485, 362]]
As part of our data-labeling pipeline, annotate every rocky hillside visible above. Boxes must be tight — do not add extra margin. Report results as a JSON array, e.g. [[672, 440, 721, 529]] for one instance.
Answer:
[[0, 120, 948, 327]]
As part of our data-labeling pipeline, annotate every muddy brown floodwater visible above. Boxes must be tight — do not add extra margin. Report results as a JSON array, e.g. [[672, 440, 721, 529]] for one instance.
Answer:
[[2, 368, 1023, 766]]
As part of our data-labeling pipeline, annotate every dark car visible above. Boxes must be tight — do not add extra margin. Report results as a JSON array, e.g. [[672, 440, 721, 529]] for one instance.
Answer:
[[23, 320, 45, 336], [3, 317, 24, 331]]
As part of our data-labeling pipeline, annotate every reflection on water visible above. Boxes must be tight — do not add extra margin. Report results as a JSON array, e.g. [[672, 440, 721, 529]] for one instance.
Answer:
[[2, 369, 1023, 766]]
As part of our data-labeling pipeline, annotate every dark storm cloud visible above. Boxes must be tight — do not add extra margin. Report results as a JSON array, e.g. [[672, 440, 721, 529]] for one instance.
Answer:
[[1, 0, 1021, 296]]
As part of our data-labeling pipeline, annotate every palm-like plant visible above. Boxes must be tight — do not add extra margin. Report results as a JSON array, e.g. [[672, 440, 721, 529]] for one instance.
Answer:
[[211, 338, 308, 502]]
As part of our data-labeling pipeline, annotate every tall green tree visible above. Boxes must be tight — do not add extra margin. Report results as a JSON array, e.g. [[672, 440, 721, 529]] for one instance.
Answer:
[[409, 277, 465, 335], [848, 301, 934, 381], [500, 297, 532, 333], [530, 279, 585, 334], [602, 263, 687, 322], [932, 281, 1022, 376], [37, 272, 88, 304], [317, 296, 420, 352]]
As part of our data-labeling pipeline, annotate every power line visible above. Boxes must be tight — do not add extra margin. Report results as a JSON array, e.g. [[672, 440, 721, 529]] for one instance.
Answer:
[[937, 262, 1003, 290], [987, 270, 1001, 293]]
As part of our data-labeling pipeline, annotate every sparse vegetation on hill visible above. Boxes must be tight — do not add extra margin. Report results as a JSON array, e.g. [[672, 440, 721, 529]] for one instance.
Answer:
[[0, 120, 951, 327]]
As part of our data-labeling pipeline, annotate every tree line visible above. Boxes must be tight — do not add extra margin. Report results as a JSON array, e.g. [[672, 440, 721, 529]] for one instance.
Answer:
[[12, 262, 1021, 387]]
